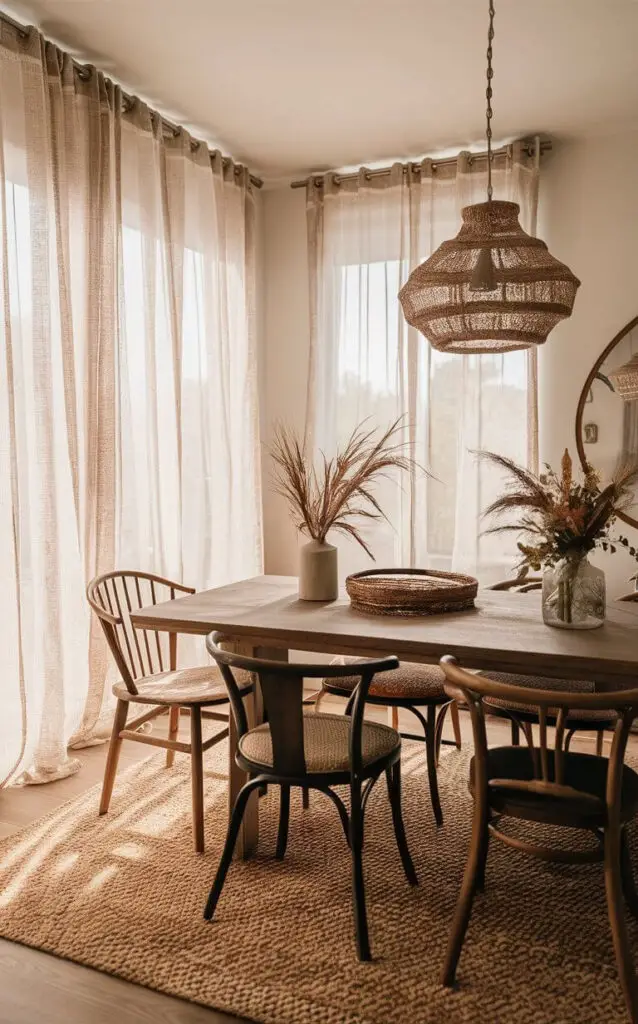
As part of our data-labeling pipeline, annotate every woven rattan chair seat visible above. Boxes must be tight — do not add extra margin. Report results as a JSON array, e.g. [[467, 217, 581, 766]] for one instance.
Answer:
[[113, 665, 251, 706], [481, 671, 616, 725], [239, 712, 400, 774], [323, 663, 447, 702]]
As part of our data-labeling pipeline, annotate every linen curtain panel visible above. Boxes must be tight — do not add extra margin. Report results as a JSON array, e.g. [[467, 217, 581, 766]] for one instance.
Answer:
[[305, 144, 539, 581], [0, 25, 262, 786]]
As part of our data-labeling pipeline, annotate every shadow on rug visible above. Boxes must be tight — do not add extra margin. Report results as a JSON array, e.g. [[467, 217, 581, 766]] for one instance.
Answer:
[[1, 739, 636, 1024]]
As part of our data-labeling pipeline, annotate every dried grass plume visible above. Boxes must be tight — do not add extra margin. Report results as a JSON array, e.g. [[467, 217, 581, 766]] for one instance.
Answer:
[[475, 448, 638, 570], [271, 418, 422, 559]]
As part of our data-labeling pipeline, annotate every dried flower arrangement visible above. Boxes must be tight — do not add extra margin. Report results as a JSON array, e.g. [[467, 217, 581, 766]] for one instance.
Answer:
[[271, 418, 420, 558], [477, 448, 638, 572]]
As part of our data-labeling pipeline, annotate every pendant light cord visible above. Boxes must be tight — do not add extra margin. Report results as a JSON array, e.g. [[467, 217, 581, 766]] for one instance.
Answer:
[[485, 0, 495, 201]]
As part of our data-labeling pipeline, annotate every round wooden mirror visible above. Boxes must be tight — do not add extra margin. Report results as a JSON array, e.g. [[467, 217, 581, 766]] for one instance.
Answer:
[[575, 315, 638, 530]]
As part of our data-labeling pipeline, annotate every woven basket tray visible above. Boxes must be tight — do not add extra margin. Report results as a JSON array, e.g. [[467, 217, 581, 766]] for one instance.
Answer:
[[345, 568, 478, 617]]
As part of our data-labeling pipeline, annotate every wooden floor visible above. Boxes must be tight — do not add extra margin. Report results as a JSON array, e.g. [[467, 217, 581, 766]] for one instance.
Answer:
[[0, 718, 245, 1024], [0, 696, 623, 1024]]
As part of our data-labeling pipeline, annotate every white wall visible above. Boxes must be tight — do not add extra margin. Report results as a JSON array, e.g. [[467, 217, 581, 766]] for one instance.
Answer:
[[538, 133, 638, 595], [261, 186, 310, 575], [260, 131, 638, 597]]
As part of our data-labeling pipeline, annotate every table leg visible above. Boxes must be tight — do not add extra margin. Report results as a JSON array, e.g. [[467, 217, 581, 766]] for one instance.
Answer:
[[230, 644, 289, 859]]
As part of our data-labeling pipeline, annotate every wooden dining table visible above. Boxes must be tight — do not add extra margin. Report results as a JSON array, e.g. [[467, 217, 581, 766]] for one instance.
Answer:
[[131, 574, 638, 856]]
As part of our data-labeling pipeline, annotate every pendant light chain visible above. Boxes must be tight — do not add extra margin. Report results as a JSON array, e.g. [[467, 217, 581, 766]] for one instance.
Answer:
[[398, 0, 580, 353], [485, 0, 495, 201]]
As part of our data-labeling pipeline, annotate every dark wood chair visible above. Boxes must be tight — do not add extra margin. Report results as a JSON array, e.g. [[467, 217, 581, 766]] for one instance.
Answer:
[[316, 662, 461, 826], [87, 571, 252, 853], [439, 656, 638, 1022], [485, 576, 615, 755], [203, 633, 418, 961]]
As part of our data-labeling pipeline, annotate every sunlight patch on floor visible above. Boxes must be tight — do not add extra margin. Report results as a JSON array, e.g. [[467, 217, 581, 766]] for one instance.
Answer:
[[112, 841, 146, 860], [86, 864, 119, 891], [51, 851, 80, 875]]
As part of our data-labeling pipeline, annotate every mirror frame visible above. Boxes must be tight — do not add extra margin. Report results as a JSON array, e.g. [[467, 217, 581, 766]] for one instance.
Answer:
[[575, 314, 638, 530]]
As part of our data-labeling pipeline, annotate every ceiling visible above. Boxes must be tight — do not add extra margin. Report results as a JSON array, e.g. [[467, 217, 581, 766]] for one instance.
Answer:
[[5, 0, 638, 181]]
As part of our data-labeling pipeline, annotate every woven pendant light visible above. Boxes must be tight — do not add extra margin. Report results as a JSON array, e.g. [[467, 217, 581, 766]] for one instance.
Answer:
[[399, 0, 580, 355], [609, 354, 638, 400]]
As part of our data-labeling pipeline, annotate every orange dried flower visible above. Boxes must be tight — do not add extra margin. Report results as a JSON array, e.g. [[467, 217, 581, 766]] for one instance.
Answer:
[[561, 448, 572, 497]]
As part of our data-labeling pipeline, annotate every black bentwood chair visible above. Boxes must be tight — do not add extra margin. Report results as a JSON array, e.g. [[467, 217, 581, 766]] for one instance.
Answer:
[[203, 633, 418, 961], [317, 661, 461, 826]]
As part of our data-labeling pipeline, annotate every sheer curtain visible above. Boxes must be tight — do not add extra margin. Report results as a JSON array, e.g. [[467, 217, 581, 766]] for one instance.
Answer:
[[306, 144, 539, 582], [0, 25, 261, 786]]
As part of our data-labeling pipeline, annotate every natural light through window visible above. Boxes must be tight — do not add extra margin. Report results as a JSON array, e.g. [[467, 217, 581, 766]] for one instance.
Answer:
[[332, 257, 528, 577]]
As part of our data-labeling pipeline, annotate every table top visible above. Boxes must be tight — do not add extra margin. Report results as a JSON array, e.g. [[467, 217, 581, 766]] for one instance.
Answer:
[[131, 574, 638, 688]]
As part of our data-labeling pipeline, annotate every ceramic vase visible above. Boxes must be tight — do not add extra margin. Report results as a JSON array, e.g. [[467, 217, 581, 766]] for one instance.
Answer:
[[298, 540, 338, 601]]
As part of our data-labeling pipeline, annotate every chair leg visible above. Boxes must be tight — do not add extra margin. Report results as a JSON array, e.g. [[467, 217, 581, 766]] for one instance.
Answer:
[[620, 828, 638, 919], [510, 718, 520, 746], [349, 780, 371, 961], [302, 788, 310, 809], [426, 704, 444, 827], [166, 705, 180, 767], [475, 821, 490, 893], [319, 786, 351, 847], [441, 799, 489, 986], [310, 687, 325, 714], [190, 706, 205, 854], [204, 778, 263, 921], [276, 785, 290, 860], [99, 699, 129, 815], [596, 729, 605, 757], [434, 702, 450, 765], [385, 764, 418, 886], [604, 823, 638, 1020], [450, 701, 462, 749]]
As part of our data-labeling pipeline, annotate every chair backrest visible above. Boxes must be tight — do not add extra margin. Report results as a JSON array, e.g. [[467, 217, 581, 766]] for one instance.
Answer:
[[206, 632, 399, 778], [489, 575, 542, 594], [440, 655, 638, 815], [86, 570, 195, 695]]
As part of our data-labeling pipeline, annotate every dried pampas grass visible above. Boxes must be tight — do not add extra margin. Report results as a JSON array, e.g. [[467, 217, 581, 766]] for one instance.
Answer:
[[270, 418, 422, 558]]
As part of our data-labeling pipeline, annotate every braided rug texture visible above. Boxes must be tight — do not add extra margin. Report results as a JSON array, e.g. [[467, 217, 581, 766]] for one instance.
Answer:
[[1, 739, 637, 1024]]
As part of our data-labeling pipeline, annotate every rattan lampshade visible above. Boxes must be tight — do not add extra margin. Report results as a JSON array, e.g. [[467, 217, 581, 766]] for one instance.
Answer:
[[399, 200, 581, 354], [609, 353, 638, 400], [399, 0, 580, 355]]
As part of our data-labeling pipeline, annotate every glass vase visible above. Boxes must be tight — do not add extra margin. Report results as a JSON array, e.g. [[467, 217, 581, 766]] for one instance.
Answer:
[[542, 555, 606, 630]]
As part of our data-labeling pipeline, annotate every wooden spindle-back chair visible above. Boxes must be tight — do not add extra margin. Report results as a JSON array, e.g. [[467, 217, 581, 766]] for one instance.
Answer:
[[87, 571, 252, 853], [439, 656, 638, 1021], [203, 633, 418, 961], [485, 576, 615, 754]]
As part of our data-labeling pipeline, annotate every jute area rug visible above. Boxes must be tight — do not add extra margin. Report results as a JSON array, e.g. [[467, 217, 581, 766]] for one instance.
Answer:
[[1, 738, 637, 1024]]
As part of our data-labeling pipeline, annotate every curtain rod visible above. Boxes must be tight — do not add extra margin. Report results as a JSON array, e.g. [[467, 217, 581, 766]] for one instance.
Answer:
[[290, 139, 551, 189], [0, 8, 263, 190]]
